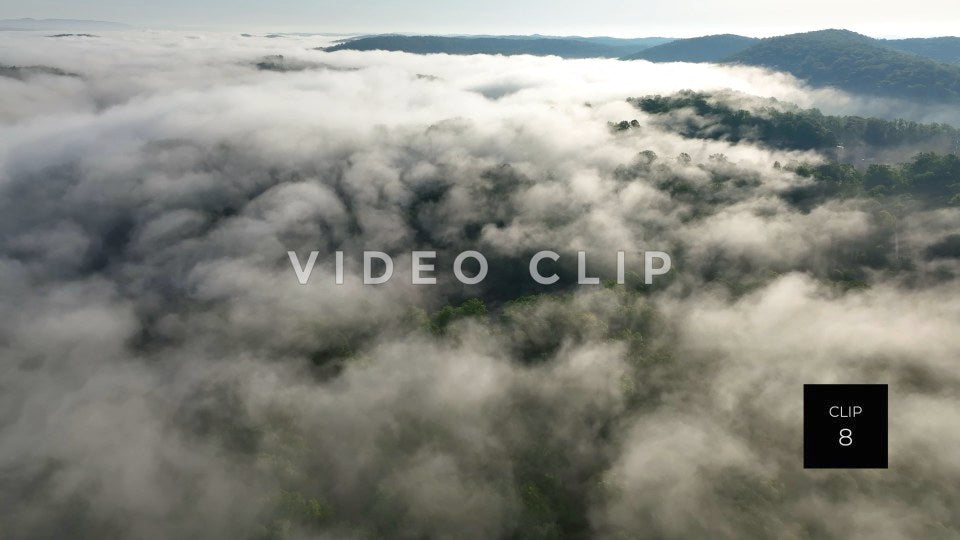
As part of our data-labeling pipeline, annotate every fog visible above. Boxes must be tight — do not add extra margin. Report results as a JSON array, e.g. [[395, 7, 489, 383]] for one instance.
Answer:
[[0, 31, 958, 539]]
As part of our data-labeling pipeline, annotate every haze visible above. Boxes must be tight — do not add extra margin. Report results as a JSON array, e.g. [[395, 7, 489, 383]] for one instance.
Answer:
[[3, 0, 960, 37]]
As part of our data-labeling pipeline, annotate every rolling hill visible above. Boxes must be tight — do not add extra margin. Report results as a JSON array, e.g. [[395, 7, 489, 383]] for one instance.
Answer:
[[622, 34, 757, 62], [885, 37, 960, 65], [323, 35, 658, 58], [450, 34, 673, 50], [326, 30, 960, 103], [726, 29, 960, 103]]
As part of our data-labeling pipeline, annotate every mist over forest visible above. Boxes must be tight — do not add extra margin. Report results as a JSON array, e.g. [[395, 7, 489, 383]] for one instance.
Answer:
[[0, 30, 959, 539]]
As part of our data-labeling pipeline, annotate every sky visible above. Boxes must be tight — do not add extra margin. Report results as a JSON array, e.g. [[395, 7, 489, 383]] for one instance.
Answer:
[[2, 0, 960, 37]]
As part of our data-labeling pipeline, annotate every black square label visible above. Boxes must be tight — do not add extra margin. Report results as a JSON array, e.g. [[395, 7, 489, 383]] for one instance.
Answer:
[[804, 384, 887, 468]]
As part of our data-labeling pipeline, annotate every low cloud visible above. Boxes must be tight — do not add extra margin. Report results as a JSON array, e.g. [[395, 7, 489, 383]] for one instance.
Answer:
[[0, 31, 958, 539]]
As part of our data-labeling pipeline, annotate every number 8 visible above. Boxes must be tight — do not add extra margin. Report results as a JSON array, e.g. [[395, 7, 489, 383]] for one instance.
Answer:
[[839, 428, 853, 447]]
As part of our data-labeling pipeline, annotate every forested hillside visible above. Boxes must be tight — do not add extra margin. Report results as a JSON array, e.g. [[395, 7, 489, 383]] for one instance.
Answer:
[[886, 37, 960, 65], [621, 91, 960, 207], [622, 34, 757, 62], [726, 30, 960, 102], [324, 35, 639, 58], [630, 91, 960, 153]]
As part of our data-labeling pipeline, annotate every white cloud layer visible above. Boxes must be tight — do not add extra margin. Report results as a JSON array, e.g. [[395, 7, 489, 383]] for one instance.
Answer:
[[0, 31, 958, 539]]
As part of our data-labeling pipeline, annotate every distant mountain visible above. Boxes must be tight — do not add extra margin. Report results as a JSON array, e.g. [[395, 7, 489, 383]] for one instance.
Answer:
[[622, 34, 757, 62], [726, 29, 960, 103], [566, 36, 673, 49], [618, 31, 960, 67], [0, 18, 129, 31], [324, 35, 658, 59], [454, 34, 673, 50], [324, 30, 960, 103], [885, 37, 960, 65]]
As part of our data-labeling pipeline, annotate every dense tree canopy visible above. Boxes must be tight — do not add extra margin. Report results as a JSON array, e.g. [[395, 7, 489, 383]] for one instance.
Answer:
[[726, 30, 960, 103], [324, 35, 646, 58], [629, 91, 960, 153], [621, 34, 757, 62]]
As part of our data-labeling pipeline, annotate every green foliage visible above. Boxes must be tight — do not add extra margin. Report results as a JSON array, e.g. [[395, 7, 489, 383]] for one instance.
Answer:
[[426, 298, 488, 334], [864, 163, 902, 190], [623, 34, 758, 62], [886, 37, 960, 65], [326, 30, 960, 103], [325, 35, 650, 59], [275, 490, 331, 526], [256, 491, 332, 540], [725, 29, 960, 103], [902, 152, 960, 198], [609, 119, 640, 131], [629, 90, 960, 152], [788, 152, 960, 206]]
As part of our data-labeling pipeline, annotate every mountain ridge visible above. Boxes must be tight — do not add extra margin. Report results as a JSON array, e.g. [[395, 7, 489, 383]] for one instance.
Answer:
[[622, 34, 757, 62], [325, 30, 960, 103], [725, 29, 960, 102], [323, 35, 646, 58]]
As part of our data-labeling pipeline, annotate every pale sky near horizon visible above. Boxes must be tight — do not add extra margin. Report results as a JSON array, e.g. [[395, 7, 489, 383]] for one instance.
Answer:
[[2, 0, 959, 38]]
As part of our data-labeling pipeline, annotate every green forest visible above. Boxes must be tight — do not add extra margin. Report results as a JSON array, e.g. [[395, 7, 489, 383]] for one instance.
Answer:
[[329, 30, 960, 103], [628, 91, 960, 153], [726, 30, 960, 103]]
